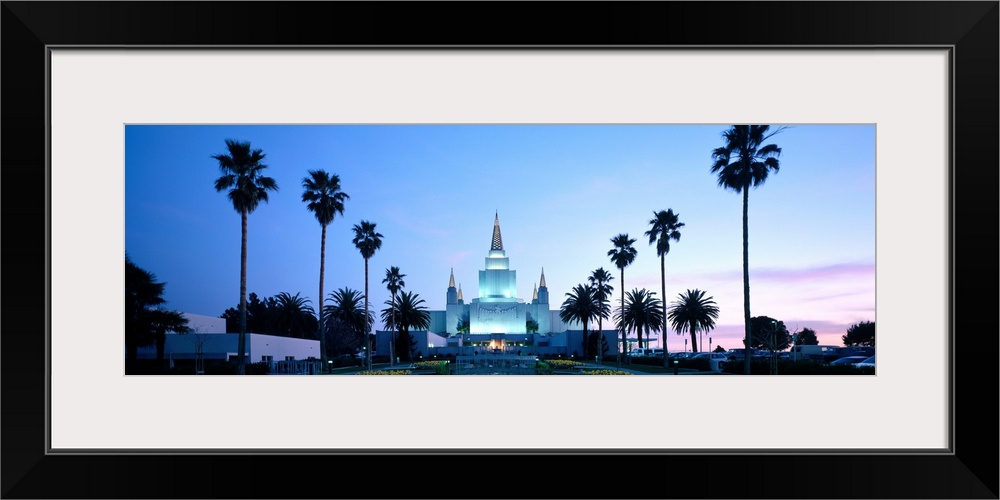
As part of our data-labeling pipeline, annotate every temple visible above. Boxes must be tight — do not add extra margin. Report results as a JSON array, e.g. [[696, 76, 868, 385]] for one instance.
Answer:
[[375, 213, 600, 358], [441, 212, 553, 337]]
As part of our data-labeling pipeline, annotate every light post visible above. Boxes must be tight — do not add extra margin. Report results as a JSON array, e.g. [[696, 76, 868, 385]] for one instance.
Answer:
[[791, 330, 799, 362], [684, 338, 688, 353]]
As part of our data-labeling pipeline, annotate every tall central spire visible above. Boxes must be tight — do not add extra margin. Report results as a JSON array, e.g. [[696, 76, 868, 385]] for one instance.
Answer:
[[490, 212, 504, 251]]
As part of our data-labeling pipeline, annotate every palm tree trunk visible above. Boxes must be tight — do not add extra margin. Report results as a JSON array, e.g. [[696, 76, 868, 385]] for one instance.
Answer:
[[742, 187, 752, 375], [390, 293, 396, 366], [660, 255, 669, 367], [582, 324, 588, 359], [597, 317, 603, 365], [364, 257, 371, 371], [690, 320, 698, 353], [318, 223, 327, 371], [237, 209, 248, 375], [619, 273, 625, 369]]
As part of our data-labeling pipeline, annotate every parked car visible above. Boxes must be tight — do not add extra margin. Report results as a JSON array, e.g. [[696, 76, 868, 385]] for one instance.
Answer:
[[788, 345, 842, 362], [726, 348, 767, 360], [855, 355, 876, 368], [690, 352, 729, 361], [840, 346, 875, 357], [828, 355, 870, 366]]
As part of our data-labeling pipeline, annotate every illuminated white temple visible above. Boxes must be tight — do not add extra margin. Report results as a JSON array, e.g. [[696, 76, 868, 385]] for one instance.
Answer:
[[374, 213, 619, 359], [443, 213, 552, 336]]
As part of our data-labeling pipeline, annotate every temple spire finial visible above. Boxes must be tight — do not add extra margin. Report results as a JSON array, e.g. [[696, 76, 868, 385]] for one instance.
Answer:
[[458, 283, 463, 301], [533, 282, 538, 301], [490, 213, 504, 251], [449, 268, 455, 288], [539, 267, 547, 288]]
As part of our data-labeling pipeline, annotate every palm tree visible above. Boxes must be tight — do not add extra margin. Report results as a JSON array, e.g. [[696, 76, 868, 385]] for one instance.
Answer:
[[587, 267, 614, 364], [302, 170, 349, 369], [456, 312, 471, 334], [385, 290, 430, 362], [525, 318, 539, 334], [615, 288, 664, 355], [608, 233, 637, 369], [271, 292, 317, 339], [667, 289, 720, 354], [710, 125, 784, 374], [559, 284, 599, 358], [352, 220, 383, 370], [212, 139, 278, 375], [125, 255, 188, 365], [324, 288, 373, 356], [645, 209, 684, 367], [382, 266, 406, 365]]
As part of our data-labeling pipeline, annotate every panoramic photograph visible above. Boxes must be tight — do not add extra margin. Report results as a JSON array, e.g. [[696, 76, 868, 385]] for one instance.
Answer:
[[125, 124, 876, 376]]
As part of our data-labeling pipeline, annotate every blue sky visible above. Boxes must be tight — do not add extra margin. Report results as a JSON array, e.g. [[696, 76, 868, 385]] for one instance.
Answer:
[[125, 124, 875, 351]]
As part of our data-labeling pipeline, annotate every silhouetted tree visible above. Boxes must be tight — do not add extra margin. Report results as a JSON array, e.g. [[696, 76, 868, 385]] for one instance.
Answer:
[[212, 139, 278, 374], [646, 209, 684, 366], [615, 288, 664, 353], [271, 292, 317, 339], [667, 289, 720, 353], [710, 125, 785, 374], [588, 267, 614, 364], [325, 288, 373, 355], [608, 233, 638, 368], [302, 169, 349, 367], [125, 255, 188, 364], [525, 318, 539, 334], [749, 316, 791, 351], [796, 327, 819, 346], [352, 220, 383, 370], [560, 284, 599, 358], [842, 321, 875, 347], [382, 266, 406, 365], [390, 291, 430, 362]]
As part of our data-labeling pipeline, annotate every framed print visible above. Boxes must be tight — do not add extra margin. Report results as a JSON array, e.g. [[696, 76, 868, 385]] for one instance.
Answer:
[[3, 2, 997, 499]]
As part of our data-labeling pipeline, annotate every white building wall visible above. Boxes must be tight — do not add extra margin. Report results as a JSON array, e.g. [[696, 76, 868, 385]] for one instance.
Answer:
[[136, 333, 319, 362], [181, 312, 226, 333], [550, 310, 584, 332], [248, 334, 321, 361]]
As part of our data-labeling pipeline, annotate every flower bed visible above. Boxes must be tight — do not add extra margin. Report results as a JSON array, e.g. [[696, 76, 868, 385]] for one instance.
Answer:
[[580, 369, 633, 375], [546, 359, 584, 369]]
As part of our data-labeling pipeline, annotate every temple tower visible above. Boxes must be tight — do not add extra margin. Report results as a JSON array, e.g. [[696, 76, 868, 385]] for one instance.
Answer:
[[478, 213, 517, 301]]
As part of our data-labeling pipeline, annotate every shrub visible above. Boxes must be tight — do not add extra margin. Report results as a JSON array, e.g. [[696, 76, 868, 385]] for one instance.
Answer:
[[246, 361, 270, 375], [535, 361, 553, 375], [356, 369, 412, 375], [676, 358, 711, 372], [412, 361, 450, 374], [629, 355, 666, 367]]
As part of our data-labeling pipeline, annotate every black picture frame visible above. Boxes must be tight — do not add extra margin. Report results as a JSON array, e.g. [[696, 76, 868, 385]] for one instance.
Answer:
[[2, 2, 997, 498]]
